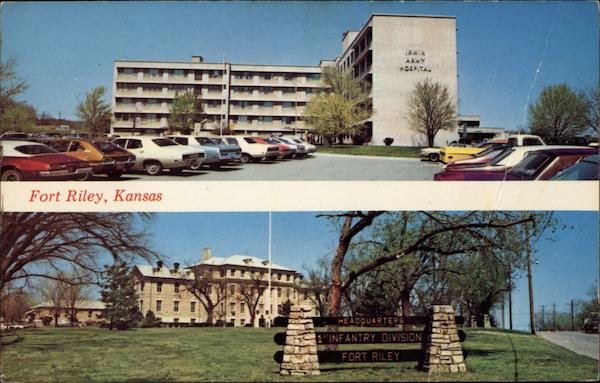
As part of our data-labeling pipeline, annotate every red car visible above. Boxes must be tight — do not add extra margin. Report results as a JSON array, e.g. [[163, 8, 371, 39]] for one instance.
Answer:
[[0, 140, 92, 181], [253, 137, 294, 159], [435, 147, 597, 181]]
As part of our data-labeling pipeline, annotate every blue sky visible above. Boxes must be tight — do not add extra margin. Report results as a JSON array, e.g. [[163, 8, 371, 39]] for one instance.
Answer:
[[2, 1, 598, 130], [142, 211, 598, 332]]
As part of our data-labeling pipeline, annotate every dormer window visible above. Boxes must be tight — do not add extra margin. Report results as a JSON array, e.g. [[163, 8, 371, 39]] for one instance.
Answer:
[[261, 260, 270, 266], [243, 258, 252, 264]]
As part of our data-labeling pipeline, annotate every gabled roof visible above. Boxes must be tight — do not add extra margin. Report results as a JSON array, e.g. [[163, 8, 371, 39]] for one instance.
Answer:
[[189, 255, 293, 272], [135, 265, 194, 280], [28, 300, 106, 310]]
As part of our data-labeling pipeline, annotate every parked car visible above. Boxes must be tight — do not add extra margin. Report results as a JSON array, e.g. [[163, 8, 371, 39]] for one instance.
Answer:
[[47, 138, 136, 179], [582, 315, 598, 333], [113, 136, 204, 175], [506, 134, 545, 147], [0, 132, 31, 140], [253, 137, 294, 159], [194, 136, 242, 164], [444, 145, 512, 169], [8, 323, 28, 329], [221, 136, 280, 163], [280, 135, 317, 155], [270, 137, 306, 157], [505, 148, 598, 180], [419, 142, 467, 162], [551, 154, 599, 180], [1, 140, 92, 181], [435, 146, 596, 181], [167, 135, 241, 168]]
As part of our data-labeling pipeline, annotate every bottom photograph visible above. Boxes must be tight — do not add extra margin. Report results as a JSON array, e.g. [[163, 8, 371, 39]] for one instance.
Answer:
[[1, 211, 598, 382]]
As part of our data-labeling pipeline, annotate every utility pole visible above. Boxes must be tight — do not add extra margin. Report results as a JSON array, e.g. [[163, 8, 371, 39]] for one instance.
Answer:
[[526, 222, 535, 335], [552, 302, 557, 331], [570, 300, 574, 331], [501, 294, 505, 329], [541, 305, 546, 330], [508, 264, 513, 330]]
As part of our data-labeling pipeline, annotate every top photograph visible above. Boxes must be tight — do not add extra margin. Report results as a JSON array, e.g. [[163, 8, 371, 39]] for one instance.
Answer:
[[1, 1, 598, 182]]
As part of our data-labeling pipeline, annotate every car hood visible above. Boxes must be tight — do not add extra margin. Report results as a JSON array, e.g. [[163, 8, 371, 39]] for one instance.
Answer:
[[4, 153, 88, 166], [434, 166, 511, 181]]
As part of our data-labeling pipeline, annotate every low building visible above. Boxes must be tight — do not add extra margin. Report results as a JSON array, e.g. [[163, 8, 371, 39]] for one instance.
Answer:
[[25, 300, 105, 325], [133, 248, 315, 327]]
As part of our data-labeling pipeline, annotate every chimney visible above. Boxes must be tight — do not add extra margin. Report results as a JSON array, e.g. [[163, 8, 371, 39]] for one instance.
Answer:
[[156, 260, 163, 270], [173, 262, 180, 272], [202, 247, 212, 261], [192, 55, 204, 63]]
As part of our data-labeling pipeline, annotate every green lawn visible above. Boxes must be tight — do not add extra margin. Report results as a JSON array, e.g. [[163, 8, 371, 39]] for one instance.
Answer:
[[0, 328, 596, 382], [317, 145, 422, 158]]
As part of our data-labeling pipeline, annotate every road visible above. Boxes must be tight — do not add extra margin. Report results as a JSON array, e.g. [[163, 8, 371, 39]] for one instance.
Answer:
[[537, 331, 599, 360], [90, 153, 441, 181]]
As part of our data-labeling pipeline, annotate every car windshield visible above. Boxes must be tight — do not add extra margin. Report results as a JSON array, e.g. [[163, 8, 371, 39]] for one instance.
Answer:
[[243, 137, 257, 144], [551, 155, 599, 180], [509, 152, 553, 179], [152, 138, 178, 147], [225, 138, 237, 145], [194, 137, 213, 145], [264, 138, 278, 144], [473, 146, 500, 158], [14, 144, 59, 155], [488, 148, 515, 165], [92, 142, 127, 153], [211, 138, 225, 145]]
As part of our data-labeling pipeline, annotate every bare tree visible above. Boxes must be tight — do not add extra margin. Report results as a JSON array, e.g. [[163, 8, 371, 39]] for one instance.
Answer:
[[1, 213, 159, 299], [320, 211, 539, 319], [38, 276, 67, 327], [407, 79, 456, 147], [63, 278, 91, 327], [184, 267, 227, 325], [303, 259, 331, 316], [581, 84, 599, 134], [236, 271, 268, 327], [0, 289, 32, 325]]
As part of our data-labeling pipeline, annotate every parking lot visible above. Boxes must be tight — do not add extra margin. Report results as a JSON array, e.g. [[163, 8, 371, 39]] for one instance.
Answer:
[[88, 153, 441, 181]]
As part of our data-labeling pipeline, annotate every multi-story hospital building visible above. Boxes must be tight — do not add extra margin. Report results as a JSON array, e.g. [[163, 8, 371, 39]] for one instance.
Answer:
[[111, 14, 459, 146]]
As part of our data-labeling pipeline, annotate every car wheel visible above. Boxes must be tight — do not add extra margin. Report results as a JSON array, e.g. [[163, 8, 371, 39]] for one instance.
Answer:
[[144, 161, 163, 176], [107, 170, 123, 179], [190, 163, 202, 171], [428, 153, 440, 162], [240, 153, 251, 164], [209, 164, 221, 169], [1, 169, 24, 181]]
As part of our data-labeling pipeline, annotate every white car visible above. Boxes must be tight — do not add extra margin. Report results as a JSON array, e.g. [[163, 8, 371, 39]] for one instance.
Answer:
[[419, 142, 467, 162], [220, 136, 280, 163], [506, 134, 545, 146], [167, 135, 242, 168], [280, 135, 317, 155], [113, 136, 204, 175]]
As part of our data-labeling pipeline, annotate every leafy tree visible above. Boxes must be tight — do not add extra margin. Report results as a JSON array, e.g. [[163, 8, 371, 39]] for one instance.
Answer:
[[305, 67, 371, 146], [100, 262, 143, 330], [528, 84, 589, 140], [281, 299, 292, 316], [75, 86, 111, 137], [580, 84, 599, 134], [184, 266, 227, 325], [577, 284, 599, 324], [0, 101, 37, 133], [0, 213, 159, 298], [168, 90, 206, 134], [0, 289, 32, 325], [0, 58, 28, 111], [302, 257, 331, 316], [407, 79, 456, 147]]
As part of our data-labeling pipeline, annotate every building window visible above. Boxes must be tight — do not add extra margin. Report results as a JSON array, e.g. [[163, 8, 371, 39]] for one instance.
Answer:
[[286, 289, 290, 299], [191, 302, 196, 313], [238, 116, 247, 123], [259, 304, 264, 312], [139, 300, 143, 310], [229, 285, 235, 295], [263, 73, 272, 80], [240, 303, 245, 314], [303, 291, 307, 300], [191, 318, 196, 324], [230, 302, 236, 316], [287, 274, 291, 282], [174, 301, 179, 312], [263, 101, 272, 108], [140, 282, 145, 291], [282, 88, 294, 94], [174, 318, 179, 324], [174, 283, 180, 293], [88, 310, 93, 318], [278, 288, 282, 298], [210, 70, 221, 78], [156, 300, 162, 312], [157, 282, 162, 293], [284, 73, 293, 81], [220, 270, 225, 278]]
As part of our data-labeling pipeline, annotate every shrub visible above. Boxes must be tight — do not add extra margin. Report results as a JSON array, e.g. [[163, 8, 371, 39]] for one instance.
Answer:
[[384, 137, 394, 146], [142, 310, 162, 328]]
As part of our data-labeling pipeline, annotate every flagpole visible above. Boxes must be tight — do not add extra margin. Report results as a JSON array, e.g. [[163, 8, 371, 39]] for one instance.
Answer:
[[267, 211, 272, 327]]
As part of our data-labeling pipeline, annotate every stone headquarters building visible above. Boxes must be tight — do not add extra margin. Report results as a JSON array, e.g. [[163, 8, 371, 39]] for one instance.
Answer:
[[111, 14, 459, 146], [133, 248, 315, 327]]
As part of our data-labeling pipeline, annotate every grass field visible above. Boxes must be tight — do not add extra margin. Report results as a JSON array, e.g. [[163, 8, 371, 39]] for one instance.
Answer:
[[316, 145, 422, 158], [0, 327, 596, 382]]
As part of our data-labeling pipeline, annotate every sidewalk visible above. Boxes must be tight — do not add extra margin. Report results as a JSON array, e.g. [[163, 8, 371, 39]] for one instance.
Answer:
[[537, 331, 599, 360]]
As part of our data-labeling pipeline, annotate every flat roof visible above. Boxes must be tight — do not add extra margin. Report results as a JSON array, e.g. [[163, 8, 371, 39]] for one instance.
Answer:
[[115, 59, 320, 70]]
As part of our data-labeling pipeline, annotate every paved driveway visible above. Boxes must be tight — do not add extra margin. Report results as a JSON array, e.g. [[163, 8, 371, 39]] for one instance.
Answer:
[[91, 153, 441, 181], [537, 331, 599, 360]]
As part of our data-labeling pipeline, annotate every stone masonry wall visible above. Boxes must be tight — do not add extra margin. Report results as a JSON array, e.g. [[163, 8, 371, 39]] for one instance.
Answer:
[[421, 305, 466, 373], [279, 306, 320, 376]]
